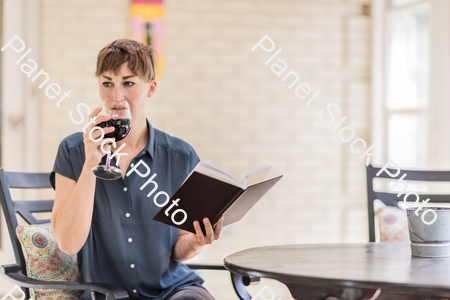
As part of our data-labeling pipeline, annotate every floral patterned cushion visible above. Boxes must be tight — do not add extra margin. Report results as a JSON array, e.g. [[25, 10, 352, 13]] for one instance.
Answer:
[[375, 202, 409, 242], [16, 223, 82, 300]]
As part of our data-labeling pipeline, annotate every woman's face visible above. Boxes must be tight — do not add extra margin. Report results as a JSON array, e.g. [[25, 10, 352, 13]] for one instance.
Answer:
[[98, 62, 156, 123]]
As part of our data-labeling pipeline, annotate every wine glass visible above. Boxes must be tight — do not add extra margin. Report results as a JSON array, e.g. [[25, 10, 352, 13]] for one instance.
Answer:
[[92, 98, 132, 180]]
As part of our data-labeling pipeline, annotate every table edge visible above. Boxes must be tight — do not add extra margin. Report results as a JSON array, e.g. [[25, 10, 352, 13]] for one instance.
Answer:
[[223, 244, 450, 296]]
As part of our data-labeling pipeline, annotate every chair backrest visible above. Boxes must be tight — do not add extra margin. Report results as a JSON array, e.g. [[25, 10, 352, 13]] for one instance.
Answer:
[[366, 164, 450, 242], [0, 168, 53, 290]]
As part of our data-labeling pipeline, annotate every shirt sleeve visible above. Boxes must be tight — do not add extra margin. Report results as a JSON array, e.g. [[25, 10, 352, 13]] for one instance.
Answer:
[[189, 147, 200, 172], [49, 138, 77, 190]]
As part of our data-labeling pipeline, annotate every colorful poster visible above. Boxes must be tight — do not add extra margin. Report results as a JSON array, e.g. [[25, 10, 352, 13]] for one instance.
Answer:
[[129, 0, 165, 79]]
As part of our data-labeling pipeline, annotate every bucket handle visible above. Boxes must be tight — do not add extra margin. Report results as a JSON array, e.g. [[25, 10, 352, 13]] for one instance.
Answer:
[[408, 222, 450, 243]]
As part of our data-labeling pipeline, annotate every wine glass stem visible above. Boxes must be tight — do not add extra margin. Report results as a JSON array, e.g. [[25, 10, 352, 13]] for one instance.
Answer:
[[106, 144, 112, 168]]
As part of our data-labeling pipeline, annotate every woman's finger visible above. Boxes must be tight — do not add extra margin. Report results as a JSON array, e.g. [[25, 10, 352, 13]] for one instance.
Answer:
[[88, 127, 107, 141], [83, 106, 103, 135], [193, 221, 204, 246], [88, 106, 103, 120], [214, 216, 224, 240], [84, 127, 113, 146], [203, 218, 214, 244], [84, 114, 110, 138]]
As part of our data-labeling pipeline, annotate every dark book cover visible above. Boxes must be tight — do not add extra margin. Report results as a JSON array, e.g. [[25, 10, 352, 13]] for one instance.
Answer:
[[153, 171, 282, 234]]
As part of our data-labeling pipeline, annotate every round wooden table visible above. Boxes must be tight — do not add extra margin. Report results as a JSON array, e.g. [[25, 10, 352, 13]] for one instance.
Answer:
[[223, 243, 450, 300]]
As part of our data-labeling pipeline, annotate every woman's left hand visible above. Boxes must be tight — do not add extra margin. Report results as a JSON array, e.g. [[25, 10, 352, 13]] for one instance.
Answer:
[[188, 216, 224, 251]]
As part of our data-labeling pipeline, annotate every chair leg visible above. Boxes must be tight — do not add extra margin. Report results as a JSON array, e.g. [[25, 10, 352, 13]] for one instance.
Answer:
[[230, 272, 255, 300], [91, 291, 107, 300]]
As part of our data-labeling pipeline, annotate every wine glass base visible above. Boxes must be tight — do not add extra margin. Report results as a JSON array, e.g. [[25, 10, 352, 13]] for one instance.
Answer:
[[92, 165, 122, 180]]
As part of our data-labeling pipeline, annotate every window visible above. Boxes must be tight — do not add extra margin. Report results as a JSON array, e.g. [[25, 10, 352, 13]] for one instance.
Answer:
[[372, 0, 450, 169], [385, 0, 430, 168]]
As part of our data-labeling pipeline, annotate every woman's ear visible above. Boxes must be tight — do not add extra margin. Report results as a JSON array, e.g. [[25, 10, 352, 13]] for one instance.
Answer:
[[147, 80, 157, 98]]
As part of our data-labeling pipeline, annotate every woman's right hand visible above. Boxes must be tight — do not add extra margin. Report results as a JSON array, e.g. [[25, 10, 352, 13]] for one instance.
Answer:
[[83, 106, 115, 169]]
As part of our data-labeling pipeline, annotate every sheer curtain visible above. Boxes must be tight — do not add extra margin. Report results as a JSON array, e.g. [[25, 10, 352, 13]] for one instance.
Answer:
[[385, 0, 430, 169]]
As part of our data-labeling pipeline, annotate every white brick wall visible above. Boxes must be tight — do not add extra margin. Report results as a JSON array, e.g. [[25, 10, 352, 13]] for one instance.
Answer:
[[0, 0, 372, 299]]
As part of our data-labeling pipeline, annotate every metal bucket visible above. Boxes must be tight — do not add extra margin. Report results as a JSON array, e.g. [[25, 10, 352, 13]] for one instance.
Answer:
[[406, 207, 450, 257]]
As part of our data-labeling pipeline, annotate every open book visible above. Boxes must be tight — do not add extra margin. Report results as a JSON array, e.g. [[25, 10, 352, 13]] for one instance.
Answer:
[[153, 161, 283, 234]]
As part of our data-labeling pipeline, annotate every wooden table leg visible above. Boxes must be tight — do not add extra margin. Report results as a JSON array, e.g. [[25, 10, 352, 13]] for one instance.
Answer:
[[286, 283, 381, 300]]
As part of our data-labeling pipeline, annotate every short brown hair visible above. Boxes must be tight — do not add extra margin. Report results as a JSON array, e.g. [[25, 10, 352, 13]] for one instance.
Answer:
[[95, 39, 158, 82]]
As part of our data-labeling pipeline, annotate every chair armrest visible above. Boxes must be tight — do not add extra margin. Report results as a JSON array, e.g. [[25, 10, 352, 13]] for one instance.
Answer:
[[185, 264, 226, 270], [1, 264, 129, 300], [185, 264, 260, 300]]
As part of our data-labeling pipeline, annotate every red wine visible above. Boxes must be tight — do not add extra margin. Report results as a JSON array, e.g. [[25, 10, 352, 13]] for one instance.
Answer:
[[98, 119, 131, 142]]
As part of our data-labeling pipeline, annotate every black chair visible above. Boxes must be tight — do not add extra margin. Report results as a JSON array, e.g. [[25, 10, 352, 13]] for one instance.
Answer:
[[366, 164, 450, 242], [0, 168, 259, 300]]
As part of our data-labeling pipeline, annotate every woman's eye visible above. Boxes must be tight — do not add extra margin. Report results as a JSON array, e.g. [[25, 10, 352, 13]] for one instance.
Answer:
[[124, 82, 135, 87], [102, 82, 112, 87]]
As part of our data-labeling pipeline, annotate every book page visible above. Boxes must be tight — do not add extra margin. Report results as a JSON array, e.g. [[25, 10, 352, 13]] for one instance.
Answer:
[[242, 165, 271, 187], [194, 161, 244, 188]]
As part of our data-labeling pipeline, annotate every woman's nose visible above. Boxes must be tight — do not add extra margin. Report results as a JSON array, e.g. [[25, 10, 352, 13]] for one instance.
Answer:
[[113, 86, 124, 99]]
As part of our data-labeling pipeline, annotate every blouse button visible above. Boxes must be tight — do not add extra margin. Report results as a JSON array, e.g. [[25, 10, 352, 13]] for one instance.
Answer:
[[130, 163, 135, 167], [128, 238, 133, 243], [125, 213, 130, 218], [130, 264, 135, 269], [133, 289, 137, 294], [123, 187, 128, 192]]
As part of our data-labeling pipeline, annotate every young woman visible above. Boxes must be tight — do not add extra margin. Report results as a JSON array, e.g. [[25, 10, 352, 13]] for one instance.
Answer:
[[50, 39, 223, 300]]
